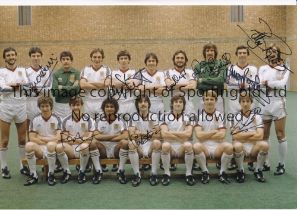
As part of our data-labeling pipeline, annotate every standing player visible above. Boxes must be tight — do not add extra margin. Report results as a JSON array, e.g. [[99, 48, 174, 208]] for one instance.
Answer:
[[94, 98, 129, 184], [160, 94, 195, 186], [25, 47, 52, 126], [80, 48, 111, 119], [138, 53, 166, 114], [258, 44, 290, 175], [56, 96, 102, 184], [0, 47, 29, 178], [128, 95, 162, 186], [193, 90, 233, 184], [24, 96, 61, 186], [110, 50, 139, 116], [194, 43, 227, 114], [164, 50, 196, 115], [51, 51, 80, 120], [232, 94, 268, 182]]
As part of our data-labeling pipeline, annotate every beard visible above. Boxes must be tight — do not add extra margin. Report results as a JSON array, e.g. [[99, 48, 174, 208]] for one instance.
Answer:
[[6, 59, 16, 66], [174, 61, 186, 69]]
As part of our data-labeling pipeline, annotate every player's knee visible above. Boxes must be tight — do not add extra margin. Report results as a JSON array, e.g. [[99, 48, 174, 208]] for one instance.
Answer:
[[233, 142, 243, 153], [183, 142, 193, 152], [46, 142, 57, 152], [25, 142, 35, 152], [223, 142, 233, 154], [55, 143, 65, 153], [79, 143, 90, 154], [276, 131, 285, 140], [161, 142, 171, 153], [193, 142, 202, 154], [89, 141, 97, 150], [258, 141, 269, 152], [152, 139, 161, 150], [119, 139, 129, 149], [128, 141, 137, 150]]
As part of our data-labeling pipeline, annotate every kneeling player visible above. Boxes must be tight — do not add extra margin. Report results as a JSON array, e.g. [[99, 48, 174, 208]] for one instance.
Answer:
[[232, 94, 268, 182], [57, 96, 102, 184], [193, 90, 233, 184], [94, 98, 129, 184], [128, 95, 162, 186], [160, 94, 195, 186], [24, 96, 61, 186]]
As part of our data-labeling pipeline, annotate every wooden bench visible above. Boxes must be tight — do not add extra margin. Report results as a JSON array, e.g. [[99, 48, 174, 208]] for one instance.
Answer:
[[22, 157, 256, 179]]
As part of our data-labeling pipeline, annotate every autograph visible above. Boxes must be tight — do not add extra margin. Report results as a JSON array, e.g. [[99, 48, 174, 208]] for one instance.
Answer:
[[237, 17, 293, 73], [129, 128, 161, 146]]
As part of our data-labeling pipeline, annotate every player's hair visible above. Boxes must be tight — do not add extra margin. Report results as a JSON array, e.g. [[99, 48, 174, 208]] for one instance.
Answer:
[[37, 96, 54, 110], [144, 52, 158, 65], [3, 47, 17, 59], [202, 43, 218, 60], [135, 95, 151, 113], [172, 50, 188, 64], [239, 93, 253, 103], [267, 43, 281, 61], [235, 45, 249, 56], [69, 96, 84, 106], [101, 98, 119, 114], [170, 94, 186, 113], [90, 48, 105, 59], [203, 90, 218, 101], [29, 47, 43, 57], [60, 51, 73, 61], [117, 50, 131, 61]]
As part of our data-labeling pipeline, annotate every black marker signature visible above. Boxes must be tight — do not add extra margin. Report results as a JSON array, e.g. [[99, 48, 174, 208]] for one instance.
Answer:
[[237, 18, 293, 73], [130, 128, 161, 146], [60, 132, 96, 152]]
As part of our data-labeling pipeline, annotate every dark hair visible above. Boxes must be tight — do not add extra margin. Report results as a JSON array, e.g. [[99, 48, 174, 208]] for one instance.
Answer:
[[29, 47, 43, 57], [203, 43, 218, 60], [117, 50, 131, 61], [203, 90, 218, 102], [60, 51, 73, 61], [239, 93, 253, 103], [144, 52, 158, 65], [37, 96, 53, 110], [69, 96, 84, 106], [101, 98, 119, 114], [172, 50, 188, 64], [90, 48, 105, 59], [235, 45, 249, 56], [3, 47, 17, 59], [135, 95, 151, 113], [170, 94, 186, 113], [267, 43, 281, 61]]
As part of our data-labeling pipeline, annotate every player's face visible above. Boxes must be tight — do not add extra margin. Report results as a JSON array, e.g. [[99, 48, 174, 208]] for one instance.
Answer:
[[118, 56, 130, 70], [30, 52, 42, 67], [173, 53, 186, 69], [240, 97, 252, 113], [205, 48, 215, 61], [4, 50, 17, 66], [39, 103, 52, 114], [266, 47, 278, 62], [138, 98, 149, 113], [237, 49, 248, 63], [70, 102, 82, 113], [91, 52, 103, 67], [61, 56, 72, 69], [172, 98, 184, 113], [145, 57, 157, 71], [104, 103, 116, 116], [203, 96, 216, 110]]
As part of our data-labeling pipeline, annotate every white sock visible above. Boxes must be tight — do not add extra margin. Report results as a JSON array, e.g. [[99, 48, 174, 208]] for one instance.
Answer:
[[234, 151, 244, 171], [57, 152, 70, 174], [185, 152, 194, 176], [256, 151, 267, 171], [151, 150, 161, 175], [0, 148, 8, 169], [195, 152, 208, 172], [90, 149, 102, 172], [47, 152, 56, 174], [26, 151, 37, 177], [161, 152, 170, 176], [18, 145, 26, 169], [80, 153, 90, 172], [278, 138, 287, 165], [220, 153, 233, 174], [129, 150, 140, 176], [118, 149, 128, 171]]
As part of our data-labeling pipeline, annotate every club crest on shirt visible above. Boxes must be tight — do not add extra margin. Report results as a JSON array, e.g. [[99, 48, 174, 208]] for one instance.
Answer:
[[155, 76, 160, 83], [114, 123, 120, 131], [58, 77, 63, 83], [17, 71, 23, 77], [50, 123, 56, 130], [69, 74, 75, 83]]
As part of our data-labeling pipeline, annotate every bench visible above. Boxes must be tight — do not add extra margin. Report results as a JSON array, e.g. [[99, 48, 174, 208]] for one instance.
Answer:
[[22, 157, 256, 179]]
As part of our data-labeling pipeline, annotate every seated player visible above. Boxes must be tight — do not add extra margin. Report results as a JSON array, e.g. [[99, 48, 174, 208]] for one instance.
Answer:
[[94, 98, 129, 184], [193, 90, 233, 184], [232, 94, 268, 183], [24, 96, 61, 186], [160, 94, 195, 186], [128, 95, 162, 186], [56, 96, 102, 184]]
